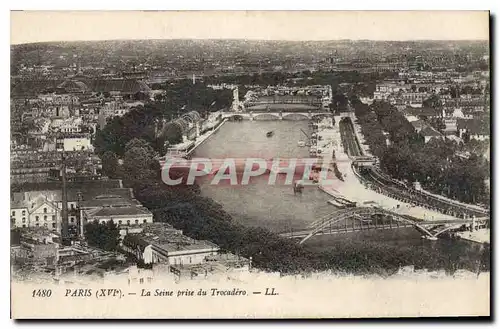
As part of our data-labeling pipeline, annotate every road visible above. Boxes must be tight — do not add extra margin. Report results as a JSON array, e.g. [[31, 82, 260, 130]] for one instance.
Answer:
[[339, 117, 363, 157]]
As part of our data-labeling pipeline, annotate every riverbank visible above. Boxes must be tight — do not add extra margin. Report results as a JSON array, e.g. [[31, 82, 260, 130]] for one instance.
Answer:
[[457, 229, 490, 244], [186, 118, 228, 156], [315, 117, 458, 222], [163, 119, 490, 276]]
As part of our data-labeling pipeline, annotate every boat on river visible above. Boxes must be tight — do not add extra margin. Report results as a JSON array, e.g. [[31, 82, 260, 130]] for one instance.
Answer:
[[266, 131, 274, 137]]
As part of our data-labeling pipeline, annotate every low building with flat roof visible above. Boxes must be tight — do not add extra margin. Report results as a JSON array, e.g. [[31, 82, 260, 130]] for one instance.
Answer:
[[122, 223, 219, 267]]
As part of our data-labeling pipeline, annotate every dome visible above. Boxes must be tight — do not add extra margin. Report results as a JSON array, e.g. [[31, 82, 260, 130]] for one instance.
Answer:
[[57, 79, 90, 93]]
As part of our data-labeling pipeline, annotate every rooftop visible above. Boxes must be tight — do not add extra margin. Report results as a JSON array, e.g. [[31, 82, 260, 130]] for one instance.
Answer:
[[80, 194, 139, 208], [420, 125, 443, 137], [124, 223, 219, 255], [11, 186, 134, 210], [410, 120, 426, 131], [457, 118, 490, 135], [403, 106, 441, 118], [88, 206, 152, 218]]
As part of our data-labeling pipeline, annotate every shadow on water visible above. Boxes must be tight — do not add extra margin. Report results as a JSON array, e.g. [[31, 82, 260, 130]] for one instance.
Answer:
[[303, 228, 490, 273]]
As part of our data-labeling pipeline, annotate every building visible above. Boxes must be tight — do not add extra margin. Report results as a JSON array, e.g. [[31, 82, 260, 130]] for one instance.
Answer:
[[10, 150, 102, 184], [56, 135, 93, 152], [402, 106, 442, 120], [10, 180, 131, 232], [122, 71, 147, 80], [80, 194, 153, 227], [56, 80, 90, 94], [420, 125, 444, 143], [122, 223, 219, 267], [14, 227, 60, 266], [50, 117, 83, 134], [410, 120, 426, 133], [11, 193, 71, 231], [88, 78, 152, 100], [457, 119, 490, 141]]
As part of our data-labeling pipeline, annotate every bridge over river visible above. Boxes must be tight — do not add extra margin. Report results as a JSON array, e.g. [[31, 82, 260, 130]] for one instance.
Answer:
[[279, 206, 488, 244], [222, 111, 331, 121]]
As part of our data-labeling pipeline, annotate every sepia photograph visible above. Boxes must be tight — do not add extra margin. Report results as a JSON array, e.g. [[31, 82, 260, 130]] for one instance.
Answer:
[[9, 9, 491, 319]]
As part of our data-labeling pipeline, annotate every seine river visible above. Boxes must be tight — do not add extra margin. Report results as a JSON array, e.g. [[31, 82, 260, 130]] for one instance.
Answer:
[[193, 120, 489, 273]]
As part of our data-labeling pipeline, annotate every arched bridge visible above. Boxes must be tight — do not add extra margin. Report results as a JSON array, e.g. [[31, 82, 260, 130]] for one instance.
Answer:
[[280, 207, 483, 244], [222, 111, 331, 121]]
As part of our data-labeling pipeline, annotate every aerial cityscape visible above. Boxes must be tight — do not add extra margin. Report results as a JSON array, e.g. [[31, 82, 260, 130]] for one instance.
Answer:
[[10, 36, 490, 285]]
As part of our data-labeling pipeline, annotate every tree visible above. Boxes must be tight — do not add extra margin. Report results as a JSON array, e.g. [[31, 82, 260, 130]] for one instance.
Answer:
[[331, 93, 348, 113], [125, 138, 153, 151], [84, 220, 121, 251], [160, 122, 183, 145], [423, 94, 442, 109], [429, 117, 446, 133], [100, 151, 121, 178], [122, 138, 160, 185]]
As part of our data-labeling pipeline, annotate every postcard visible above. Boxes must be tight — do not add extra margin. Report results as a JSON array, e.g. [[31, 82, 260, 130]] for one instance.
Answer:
[[10, 10, 490, 319]]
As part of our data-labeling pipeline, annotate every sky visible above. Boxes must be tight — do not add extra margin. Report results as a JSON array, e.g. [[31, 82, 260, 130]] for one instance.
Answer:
[[11, 11, 489, 45]]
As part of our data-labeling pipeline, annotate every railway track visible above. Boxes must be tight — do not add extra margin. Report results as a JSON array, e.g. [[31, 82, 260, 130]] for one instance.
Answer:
[[359, 167, 488, 218], [339, 116, 488, 219]]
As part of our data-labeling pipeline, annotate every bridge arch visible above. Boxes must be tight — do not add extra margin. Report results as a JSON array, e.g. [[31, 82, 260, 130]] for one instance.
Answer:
[[311, 113, 330, 119], [298, 207, 472, 245], [282, 113, 310, 120], [252, 113, 280, 121], [227, 114, 245, 121]]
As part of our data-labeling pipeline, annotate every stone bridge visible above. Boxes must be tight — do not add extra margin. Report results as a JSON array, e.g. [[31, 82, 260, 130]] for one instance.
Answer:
[[221, 111, 331, 121]]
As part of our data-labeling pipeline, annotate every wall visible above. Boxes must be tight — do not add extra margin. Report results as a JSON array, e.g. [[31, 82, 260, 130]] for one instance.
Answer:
[[95, 214, 153, 226], [168, 248, 219, 266], [11, 208, 29, 228], [30, 202, 58, 230], [62, 137, 93, 152]]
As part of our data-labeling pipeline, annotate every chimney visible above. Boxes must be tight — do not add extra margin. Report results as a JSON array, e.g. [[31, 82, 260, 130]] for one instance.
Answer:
[[61, 153, 70, 245]]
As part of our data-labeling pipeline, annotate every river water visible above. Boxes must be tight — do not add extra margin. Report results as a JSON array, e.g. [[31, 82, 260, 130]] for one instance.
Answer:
[[192, 120, 489, 272]]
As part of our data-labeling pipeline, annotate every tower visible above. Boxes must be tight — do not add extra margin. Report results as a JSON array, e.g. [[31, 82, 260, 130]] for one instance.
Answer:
[[232, 87, 240, 112], [233, 87, 239, 103]]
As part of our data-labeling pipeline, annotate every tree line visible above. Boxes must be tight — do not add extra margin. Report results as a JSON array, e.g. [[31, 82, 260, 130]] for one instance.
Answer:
[[350, 98, 490, 205]]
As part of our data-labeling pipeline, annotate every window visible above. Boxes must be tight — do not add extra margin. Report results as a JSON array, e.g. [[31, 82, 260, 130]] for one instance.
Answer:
[[35, 216, 39, 221], [189, 257, 192, 264], [22, 210, 25, 216], [52, 215, 55, 221], [22, 218, 26, 223], [127, 220, 131, 225], [11, 211, 15, 216], [22, 225, 26, 228], [35, 223, 39, 227], [52, 223, 56, 229], [44, 223, 48, 228], [70, 218, 74, 223], [143, 219, 147, 224], [118, 220, 122, 225], [70, 204, 75, 209], [44, 216, 47, 221], [135, 220, 139, 225], [43, 208, 47, 213]]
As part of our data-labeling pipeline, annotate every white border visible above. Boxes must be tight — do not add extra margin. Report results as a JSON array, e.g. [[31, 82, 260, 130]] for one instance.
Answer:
[[2, 1, 498, 327]]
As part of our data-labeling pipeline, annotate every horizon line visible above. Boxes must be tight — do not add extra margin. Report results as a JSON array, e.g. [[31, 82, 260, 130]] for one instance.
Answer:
[[11, 37, 490, 46]]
